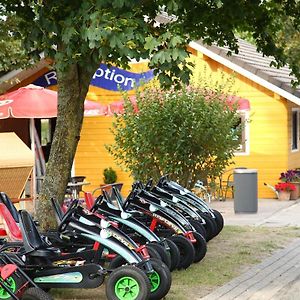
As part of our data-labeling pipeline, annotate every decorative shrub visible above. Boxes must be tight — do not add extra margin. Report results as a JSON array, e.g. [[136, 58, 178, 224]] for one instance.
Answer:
[[108, 84, 242, 189], [103, 167, 117, 184]]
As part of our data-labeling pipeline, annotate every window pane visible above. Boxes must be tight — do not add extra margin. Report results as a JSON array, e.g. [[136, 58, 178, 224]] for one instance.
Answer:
[[292, 111, 298, 150], [41, 119, 51, 146], [233, 114, 246, 153]]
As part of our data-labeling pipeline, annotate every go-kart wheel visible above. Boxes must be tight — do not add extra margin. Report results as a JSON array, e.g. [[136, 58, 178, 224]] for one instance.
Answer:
[[22, 287, 53, 300], [211, 209, 224, 235], [169, 235, 195, 270], [108, 255, 126, 269], [189, 219, 207, 240], [192, 231, 207, 263], [199, 213, 218, 241], [165, 238, 180, 271], [106, 265, 150, 300], [145, 246, 161, 261], [0, 273, 25, 300], [57, 199, 79, 232], [146, 243, 171, 270], [108, 246, 162, 270], [147, 258, 171, 300]]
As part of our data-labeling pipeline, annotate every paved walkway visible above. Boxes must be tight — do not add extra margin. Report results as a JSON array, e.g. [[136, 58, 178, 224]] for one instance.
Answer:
[[209, 198, 300, 227], [200, 198, 300, 300]]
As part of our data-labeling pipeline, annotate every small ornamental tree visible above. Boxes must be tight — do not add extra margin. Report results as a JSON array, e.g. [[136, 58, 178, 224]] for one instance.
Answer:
[[108, 86, 242, 189]]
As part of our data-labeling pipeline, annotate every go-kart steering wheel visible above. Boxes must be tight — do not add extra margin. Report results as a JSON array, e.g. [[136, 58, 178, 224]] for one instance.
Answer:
[[145, 178, 153, 190], [122, 189, 139, 211], [58, 199, 79, 232], [158, 174, 169, 186], [91, 194, 105, 212]]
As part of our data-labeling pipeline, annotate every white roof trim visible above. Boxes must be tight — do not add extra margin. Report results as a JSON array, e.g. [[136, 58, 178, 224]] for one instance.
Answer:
[[189, 41, 300, 105]]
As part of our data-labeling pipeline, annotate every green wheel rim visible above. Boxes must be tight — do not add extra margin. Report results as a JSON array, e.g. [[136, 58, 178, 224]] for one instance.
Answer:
[[148, 271, 160, 292], [0, 277, 17, 299], [115, 276, 140, 300]]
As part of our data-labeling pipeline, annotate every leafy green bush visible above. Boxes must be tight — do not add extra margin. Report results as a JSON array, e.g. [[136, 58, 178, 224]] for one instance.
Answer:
[[108, 85, 242, 189], [103, 167, 117, 184]]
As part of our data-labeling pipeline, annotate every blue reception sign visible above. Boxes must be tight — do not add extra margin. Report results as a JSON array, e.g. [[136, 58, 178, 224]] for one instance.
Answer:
[[33, 64, 154, 91]]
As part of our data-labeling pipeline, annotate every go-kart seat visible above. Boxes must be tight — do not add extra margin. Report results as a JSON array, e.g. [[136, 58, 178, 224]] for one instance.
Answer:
[[18, 210, 59, 257], [0, 192, 19, 223], [84, 192, 95, 210], [0, 203, 22, 241]]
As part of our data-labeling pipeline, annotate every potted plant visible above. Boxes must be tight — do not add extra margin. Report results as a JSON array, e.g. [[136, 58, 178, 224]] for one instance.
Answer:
[[279, 170, 300, 199], [275, 182, 296, 201]]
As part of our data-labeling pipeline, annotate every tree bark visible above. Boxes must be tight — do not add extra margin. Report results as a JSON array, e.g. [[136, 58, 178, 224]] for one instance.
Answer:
[[36, 56, 96, 231]]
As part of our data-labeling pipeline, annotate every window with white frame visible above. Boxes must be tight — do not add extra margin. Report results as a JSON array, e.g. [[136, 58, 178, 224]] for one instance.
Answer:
[[291, 108, 299, 151], [233, 111, 249, 155]]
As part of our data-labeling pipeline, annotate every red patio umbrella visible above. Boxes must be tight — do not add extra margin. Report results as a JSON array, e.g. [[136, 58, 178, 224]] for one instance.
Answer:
[[0, 84, 107, 200], [107, 97, 138, 116], [0, 84, 106, 118]]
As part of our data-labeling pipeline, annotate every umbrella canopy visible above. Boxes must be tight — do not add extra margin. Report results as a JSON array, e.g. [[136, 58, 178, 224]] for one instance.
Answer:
[[0, 84, 104, 119]]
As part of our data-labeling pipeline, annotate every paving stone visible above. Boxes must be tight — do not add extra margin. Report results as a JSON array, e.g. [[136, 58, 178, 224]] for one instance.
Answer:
[[200, 237, 300, 300]]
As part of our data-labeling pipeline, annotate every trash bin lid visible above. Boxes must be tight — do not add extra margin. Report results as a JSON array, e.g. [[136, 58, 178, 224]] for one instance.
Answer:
[[234, 168, 257, 174]]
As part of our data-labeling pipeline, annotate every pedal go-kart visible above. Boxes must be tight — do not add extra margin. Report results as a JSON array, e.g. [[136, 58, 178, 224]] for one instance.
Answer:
[[0, 209, 153, 300]]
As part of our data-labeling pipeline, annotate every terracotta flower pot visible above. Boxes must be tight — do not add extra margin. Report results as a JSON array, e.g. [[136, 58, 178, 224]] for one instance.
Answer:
[[290, 182, 300, 200], [277, 191, 291, 201]]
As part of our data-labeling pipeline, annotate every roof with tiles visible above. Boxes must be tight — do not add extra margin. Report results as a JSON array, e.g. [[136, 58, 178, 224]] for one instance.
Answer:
[[196, 38, 300, 99]]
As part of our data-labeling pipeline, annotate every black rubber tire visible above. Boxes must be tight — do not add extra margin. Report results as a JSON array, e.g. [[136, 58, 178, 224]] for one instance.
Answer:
[[0, 274, 25, 300], [108, 255, 126, 269], [200, 213, 218, 241], [146, 245, 162, 261], [164, 238, 180, 271], [169, 235, 195, 270], [192, 231, 207, 263], [106, 265, 151, 300], [147, 258, 172, 300], [147, 242, 172, 270], [108, 247, 162, 269], [212, 209, 224, 235], [190, 219, 207, 240], [22, 287, 53, 300]]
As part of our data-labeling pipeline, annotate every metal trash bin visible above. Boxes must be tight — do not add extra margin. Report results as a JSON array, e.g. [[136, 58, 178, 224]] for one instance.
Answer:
[[234, 168, 258, 213]]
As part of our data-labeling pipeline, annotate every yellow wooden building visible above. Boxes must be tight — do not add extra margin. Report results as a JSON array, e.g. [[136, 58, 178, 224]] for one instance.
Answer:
[[1, 38, 300, 199], [189, 39, 300, 198]]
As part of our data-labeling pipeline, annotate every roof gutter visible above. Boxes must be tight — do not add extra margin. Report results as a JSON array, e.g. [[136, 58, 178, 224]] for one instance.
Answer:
[[189, 41, 300, 106]]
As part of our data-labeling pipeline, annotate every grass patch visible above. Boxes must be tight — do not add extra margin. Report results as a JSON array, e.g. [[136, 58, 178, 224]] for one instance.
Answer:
[[51, 226, 300, 300]]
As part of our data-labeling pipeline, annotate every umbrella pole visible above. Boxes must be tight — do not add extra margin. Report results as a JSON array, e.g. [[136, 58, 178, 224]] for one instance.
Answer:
[[30, 119, 37, 208]]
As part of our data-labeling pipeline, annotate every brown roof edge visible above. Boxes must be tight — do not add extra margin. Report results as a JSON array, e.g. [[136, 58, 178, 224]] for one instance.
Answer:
[[0, 59, 50, 94]]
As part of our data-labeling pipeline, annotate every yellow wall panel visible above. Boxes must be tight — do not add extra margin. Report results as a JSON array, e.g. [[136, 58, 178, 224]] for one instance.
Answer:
[[75, 116, 134, 196]]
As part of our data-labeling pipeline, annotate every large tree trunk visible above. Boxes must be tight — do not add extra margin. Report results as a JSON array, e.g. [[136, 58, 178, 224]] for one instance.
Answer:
[[36, 59, 95, 230]]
